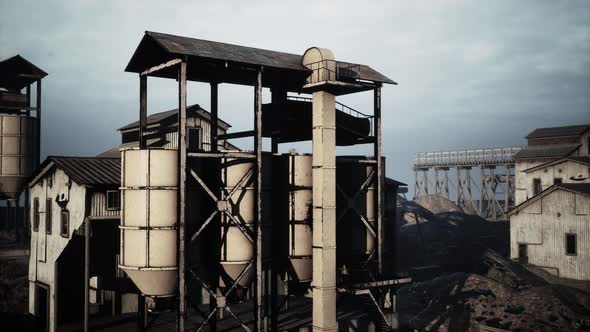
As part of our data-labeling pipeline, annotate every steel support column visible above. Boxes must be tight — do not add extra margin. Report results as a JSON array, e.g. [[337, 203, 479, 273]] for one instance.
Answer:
[[84, 218, 90, 332], [177, 60, 188, 332], [139, 75, 147, 149], [374, 86, 383, 275], [312, 90, 337, 332], [211, 82, 218, 151], [254, 69, 264, 332], [35, 79, 41, 168]]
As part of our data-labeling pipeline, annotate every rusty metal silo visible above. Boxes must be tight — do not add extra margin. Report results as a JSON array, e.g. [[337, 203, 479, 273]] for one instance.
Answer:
[[119, 148, 178, 296], [0, 115, 35, 199]]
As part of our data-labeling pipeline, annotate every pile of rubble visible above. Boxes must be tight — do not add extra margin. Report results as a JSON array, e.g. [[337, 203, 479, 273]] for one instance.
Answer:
[[393, 194, 590, 331], [396, 257, 590, 331]]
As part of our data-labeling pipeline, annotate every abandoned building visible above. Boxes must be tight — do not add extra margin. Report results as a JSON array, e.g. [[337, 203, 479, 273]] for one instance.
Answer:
[[514, 124, 590, 205], [509, 124, 590, 281], [97, 104, 236, 158], [27, 156, 125, 332], [509, 183, 590, 280]]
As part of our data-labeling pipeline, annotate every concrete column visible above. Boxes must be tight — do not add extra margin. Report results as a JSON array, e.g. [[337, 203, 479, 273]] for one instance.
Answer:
[[312, 90, 337, 332]]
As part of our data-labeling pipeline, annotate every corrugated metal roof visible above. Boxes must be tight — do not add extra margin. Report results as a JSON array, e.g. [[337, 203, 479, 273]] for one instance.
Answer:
[[30, 157, 120, 187], [512, 144, 580, 160], [523, 156, 590, 173], [525, 124, 590, 139], [0, 55, 48, 89], [118, 104, 231, 131], [125, 31, 396, 86]]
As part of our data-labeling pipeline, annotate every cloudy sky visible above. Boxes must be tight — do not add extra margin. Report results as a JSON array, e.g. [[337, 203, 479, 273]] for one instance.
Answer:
[[1, 0, 589, 186]]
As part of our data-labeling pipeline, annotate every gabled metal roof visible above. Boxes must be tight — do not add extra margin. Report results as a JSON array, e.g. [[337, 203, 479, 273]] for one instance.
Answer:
[[525, 124, 590, 139], [124, 31, 396, 90], [0, 55, 48, 90], [512, 144, 580, 160], [118, 104, 231, 131], [29, 157, 120, 188]]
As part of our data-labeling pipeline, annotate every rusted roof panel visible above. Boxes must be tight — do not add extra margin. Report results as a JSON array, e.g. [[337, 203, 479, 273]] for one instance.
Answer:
[[525, 124, 590, 139], [0, 55, 48, 90], [118, 104, 230, 131], [512, 144, 580, 160], [30, 157, 120, 187], [125, 31, 396, 86]]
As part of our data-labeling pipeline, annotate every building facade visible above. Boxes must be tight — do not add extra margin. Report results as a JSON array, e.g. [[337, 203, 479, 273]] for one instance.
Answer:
[[514, 124, 590, 205], [509, 184, 590, 280], [27, 157, 123, 332], [510, 124, 590, 281]]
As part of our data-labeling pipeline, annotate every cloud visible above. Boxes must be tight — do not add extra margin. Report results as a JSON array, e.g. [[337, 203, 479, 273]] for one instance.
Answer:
[[1, 0, 589, 186]]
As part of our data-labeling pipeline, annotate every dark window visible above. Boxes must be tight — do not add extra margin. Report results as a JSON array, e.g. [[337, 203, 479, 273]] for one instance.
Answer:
[[45, 199, 52, 234], [33, 198, 39, 232], [554, 178, 562, 185], [106, 191, 120, 210], [188, 127, 201, 151], [518, 243, 527, 259], [533, 178, 542, 195], [566, 234, 577, 256], [60, 210, 69, 238]]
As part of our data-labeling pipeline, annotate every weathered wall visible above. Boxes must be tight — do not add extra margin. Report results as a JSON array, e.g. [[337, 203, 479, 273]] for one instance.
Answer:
[[90, 191, 120, 218], [510, 189, 590, 280], [28, 167, 87, 332], [515, 160, 590, 205]]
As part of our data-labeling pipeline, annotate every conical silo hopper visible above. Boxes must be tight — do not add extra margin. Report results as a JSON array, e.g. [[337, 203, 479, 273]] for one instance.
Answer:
[[0, 115, 35, 199], [119, 148, 178, 296]]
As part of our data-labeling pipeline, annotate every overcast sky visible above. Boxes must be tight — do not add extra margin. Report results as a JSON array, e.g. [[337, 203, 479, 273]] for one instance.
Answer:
[[1, 0, 589, 186]]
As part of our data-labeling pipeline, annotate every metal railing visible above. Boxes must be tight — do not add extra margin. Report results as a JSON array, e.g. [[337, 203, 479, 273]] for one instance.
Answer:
[[413, 146, 524, 168], [286, 95, 374, 136], [304, 60, 363, 85]]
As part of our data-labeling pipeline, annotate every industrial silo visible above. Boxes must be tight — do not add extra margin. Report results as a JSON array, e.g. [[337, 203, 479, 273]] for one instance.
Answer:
[[217, 155, 272, 289], [273, 153, 313, 289], [0, 115, 35, 199], [119, 148, 178, 296], [336, 156, 381, 278]]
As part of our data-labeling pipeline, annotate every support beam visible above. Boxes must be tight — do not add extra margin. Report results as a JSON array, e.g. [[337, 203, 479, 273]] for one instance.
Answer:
[[84, 218, 90, 332], [25, 84, 31, 116], [35, 79, 41, 168], [177, 60, 188, 332], [374, 86, 383, 275], [254, 68, 264, 332], [139, 75, 147, 149], [218, 130, 255, 140], [211, 82, 218, 151], [312, 90, 337, 332], [140, 58, 182, 76]]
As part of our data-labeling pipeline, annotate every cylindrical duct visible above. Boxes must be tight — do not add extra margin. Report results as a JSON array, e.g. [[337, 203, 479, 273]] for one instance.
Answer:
[[0, 115, 35, 199], [119, 148, 178, 296]]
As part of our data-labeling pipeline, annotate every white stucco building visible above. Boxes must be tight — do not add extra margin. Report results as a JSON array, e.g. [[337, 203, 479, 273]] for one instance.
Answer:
[[27, 157, 121, 332]]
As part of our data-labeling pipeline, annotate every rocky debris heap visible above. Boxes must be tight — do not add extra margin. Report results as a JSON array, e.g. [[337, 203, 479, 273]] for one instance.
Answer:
[[415, 195, 464, 214], [396, 261, 590, 332], [395, 195, 509, 273]]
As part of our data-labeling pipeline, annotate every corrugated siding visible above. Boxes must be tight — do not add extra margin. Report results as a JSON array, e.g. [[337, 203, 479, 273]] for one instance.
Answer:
[[510, 190, 590, 280], [91, 191, 120, 218]]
